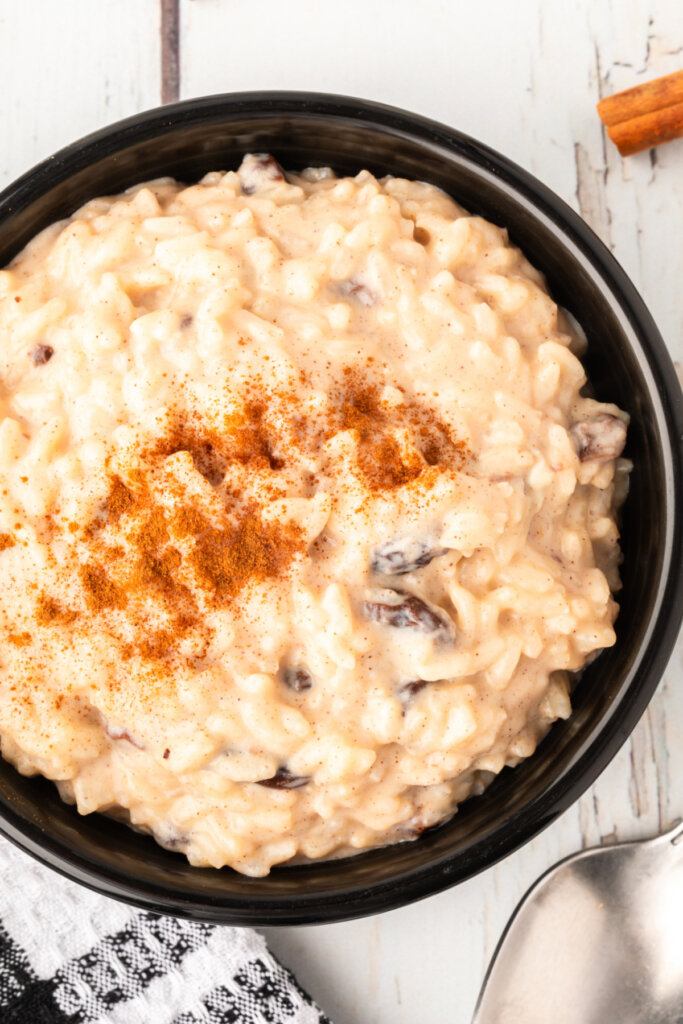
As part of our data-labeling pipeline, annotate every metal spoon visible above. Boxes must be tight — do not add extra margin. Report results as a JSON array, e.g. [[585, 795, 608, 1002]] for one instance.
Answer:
[[473, 821, 683, 1024]]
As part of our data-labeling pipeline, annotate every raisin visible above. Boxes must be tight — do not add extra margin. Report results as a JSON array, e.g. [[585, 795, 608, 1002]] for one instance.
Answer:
[[157, 826, 187, 850], [570, 415, 627, 462], [30, 344, 54, 365], [106, 725, 144, 749], [371, 536, 449, 575], [258, 767, 310, 790], [281, 666, 314, 692], [336, 278, 377, 307], [400, 679, 430, 701], [364, 590, 453, 636], [238, 153, 285, 194]]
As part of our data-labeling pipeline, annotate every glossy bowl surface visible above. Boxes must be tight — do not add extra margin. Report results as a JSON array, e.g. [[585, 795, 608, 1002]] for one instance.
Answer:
[[0, 92, 681, 925]]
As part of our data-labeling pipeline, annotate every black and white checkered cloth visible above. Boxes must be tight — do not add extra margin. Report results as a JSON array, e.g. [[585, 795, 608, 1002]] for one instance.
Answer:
[[0, 836, 331, 1024]]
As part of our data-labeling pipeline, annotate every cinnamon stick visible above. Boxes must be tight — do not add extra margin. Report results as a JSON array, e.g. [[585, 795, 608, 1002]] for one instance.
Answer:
[[597, 70, 683, 156]]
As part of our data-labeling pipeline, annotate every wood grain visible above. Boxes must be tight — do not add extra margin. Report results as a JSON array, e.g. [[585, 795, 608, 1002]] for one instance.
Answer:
[[1, 2, 682, 1022], [0, 0, 160, 192]]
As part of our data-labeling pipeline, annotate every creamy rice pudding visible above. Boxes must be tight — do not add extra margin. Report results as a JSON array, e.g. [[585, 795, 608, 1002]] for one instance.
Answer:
[[0, 155, 628, 875]]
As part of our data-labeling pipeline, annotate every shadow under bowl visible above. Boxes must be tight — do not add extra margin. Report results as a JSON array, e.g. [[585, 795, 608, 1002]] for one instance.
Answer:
[[0, 92, 681, 925]]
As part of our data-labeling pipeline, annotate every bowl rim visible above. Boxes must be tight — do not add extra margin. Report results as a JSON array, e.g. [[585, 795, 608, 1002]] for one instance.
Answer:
[[0, 90, 681, 925]]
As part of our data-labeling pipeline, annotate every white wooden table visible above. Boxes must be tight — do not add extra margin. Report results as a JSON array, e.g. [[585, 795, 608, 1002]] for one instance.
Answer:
[[1, 2, 681, 1021]]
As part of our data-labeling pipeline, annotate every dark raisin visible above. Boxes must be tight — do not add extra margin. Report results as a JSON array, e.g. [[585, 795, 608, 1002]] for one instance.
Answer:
[[180, 314, 193, 329], [157, 827, 187, 850], [30, 344, 54, 366], [258, 767, 310, 790], [281, 666, 314, 692], [163, 748, 170, 759], [400, 679, 430, 701], [238, 153, 286, 194], [364, 590, 453, 636], [570, 415, 627, 462], [336, 278, 377, 307], [371, 536, 449, 575]]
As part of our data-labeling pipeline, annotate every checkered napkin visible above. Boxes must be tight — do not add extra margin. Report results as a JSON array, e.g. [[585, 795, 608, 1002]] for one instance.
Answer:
[[0, 836, 331, 1024]]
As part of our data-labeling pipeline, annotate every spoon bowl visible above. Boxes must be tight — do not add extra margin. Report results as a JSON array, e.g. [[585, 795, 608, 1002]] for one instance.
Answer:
[[474, 822, 683, 1024]]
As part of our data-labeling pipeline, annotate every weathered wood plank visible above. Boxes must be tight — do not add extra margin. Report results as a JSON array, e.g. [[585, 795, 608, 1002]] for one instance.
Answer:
[[0, 0, 161, 191]]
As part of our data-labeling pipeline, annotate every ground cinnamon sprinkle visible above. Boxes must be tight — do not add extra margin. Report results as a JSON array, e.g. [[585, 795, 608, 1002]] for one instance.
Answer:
[[28, 369, 465, 671], [62, 420, 304, 664], [0, 534, 15, 551], [361, 435, 423, 490], [188, 505, 302, 602], [134, 506, 171, 555], [8, 632, 32, 647], [156, 402, 283, 487], [134, 626, 180, 663], [173, 503, 209, 539], [80, 562, 127, 611], [35, 592, 78, 625], [157, 419, 228, 487], [328, 374, 467, 490], [230, 400, 285, 470], [105, 475, 136, 519]]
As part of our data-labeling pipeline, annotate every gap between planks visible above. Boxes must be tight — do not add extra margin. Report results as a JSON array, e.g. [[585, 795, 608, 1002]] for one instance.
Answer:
[[161, 0, 180, 104]]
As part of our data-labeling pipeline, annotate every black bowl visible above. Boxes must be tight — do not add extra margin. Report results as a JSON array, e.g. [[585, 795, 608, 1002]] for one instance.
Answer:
[[0, 92, 681, 925]]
